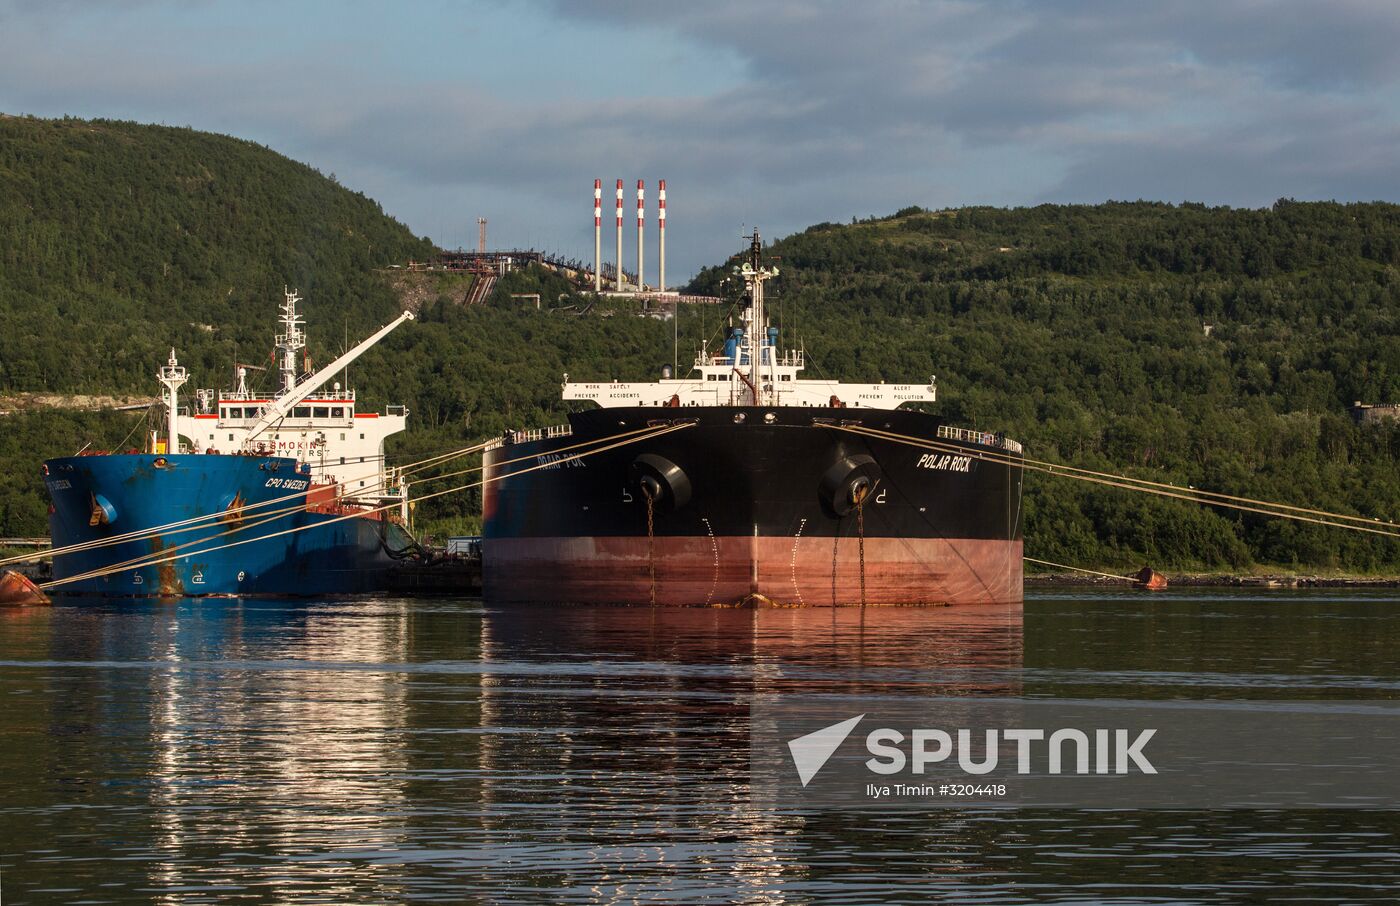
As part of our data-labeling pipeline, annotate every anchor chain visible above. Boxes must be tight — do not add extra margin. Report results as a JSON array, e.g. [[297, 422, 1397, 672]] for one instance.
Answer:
[[830, 483, 872, 607], [855, 486, 868, 608], [831, 528, 840, 607], [645, 489, 656, 606]]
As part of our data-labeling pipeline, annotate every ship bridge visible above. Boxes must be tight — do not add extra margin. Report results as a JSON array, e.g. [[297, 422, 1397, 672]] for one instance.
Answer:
[[563, 232, 936, 411], [165, 288, 414, 506]]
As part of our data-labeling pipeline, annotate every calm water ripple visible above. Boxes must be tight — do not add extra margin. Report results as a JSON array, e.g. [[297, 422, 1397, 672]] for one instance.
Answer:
[[1, 589, 1399, 903]]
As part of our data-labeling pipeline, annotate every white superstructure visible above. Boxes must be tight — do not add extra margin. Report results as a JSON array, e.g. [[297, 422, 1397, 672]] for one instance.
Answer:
[[563, 231, 937, 411], [164, 288, 415, 506]]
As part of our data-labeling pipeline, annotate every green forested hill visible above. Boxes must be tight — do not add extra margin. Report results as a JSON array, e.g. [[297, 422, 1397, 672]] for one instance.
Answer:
[[2, 114, 1397, 572], [686, 203, 1400, 572], [0, 115, 434, 391], [0, 115, 435, 535]]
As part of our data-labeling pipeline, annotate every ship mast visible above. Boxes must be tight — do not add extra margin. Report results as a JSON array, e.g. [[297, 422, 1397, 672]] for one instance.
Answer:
[[276, 287, 307, 395], [156, 349, 188, 454], [739, 230, 778, 406]]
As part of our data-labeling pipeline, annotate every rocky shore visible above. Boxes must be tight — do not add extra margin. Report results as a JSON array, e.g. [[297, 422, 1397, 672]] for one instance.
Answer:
[[1026, 573, 1400, 588]]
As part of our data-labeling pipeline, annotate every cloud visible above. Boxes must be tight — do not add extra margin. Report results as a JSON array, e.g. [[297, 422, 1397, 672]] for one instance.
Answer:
[[2, 0, 1399, 279], [1050, 99, 1400, 205]]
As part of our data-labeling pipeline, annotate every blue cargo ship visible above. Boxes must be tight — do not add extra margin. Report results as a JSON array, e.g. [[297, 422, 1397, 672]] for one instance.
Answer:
[[43, 289, 418, 597]]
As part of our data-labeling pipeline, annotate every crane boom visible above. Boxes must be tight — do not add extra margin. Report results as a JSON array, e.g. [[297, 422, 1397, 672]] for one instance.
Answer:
[[243, 310, 415, 445]]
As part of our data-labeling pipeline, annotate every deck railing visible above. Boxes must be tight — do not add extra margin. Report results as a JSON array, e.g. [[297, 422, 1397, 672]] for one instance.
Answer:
[[938, 424, 1023, 454], [505, 423, 573, 444]]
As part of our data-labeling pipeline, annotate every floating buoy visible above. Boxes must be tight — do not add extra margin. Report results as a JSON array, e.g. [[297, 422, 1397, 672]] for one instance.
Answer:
[[0, 570, 50, 606], [1133, 566, 1168, 591]]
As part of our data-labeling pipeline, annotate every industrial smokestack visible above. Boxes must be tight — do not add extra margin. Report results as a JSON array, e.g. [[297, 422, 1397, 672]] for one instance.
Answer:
[[636, 179, 645, 293], [615, 179, 623, 292], [658, 179, 666, 291], [593, 179, 601, 292]]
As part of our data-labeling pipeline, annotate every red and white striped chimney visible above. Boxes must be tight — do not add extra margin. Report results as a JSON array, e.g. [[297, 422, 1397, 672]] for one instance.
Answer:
[[593, 179, 602, 292], [658, 179, 666, 292], [615, 179, 624, 292], [636, 179, 645, 293]]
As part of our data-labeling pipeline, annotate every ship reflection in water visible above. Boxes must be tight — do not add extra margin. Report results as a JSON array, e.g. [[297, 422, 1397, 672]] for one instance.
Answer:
[[2, 593, 1400, 902]]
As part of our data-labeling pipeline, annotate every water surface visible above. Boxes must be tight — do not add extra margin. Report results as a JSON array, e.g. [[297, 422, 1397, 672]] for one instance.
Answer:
[[2, 589, 1398, 903]]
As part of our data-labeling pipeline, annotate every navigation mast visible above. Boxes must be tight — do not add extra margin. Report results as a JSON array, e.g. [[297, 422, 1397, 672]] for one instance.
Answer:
[[276, 287, 307, 395], [157, 349, 188, 453], [739, 231, 778, 406]]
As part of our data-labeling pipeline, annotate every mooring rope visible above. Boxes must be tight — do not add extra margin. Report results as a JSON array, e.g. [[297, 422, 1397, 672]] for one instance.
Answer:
[[402, 424, 675, 490], [4, 438, 500, 569], [14, 422, 676, 571], [41, 421, 695, 590], [1022, 556, 1138, 582], [51, 425, 676, 587], [827, 423, 1400, 540]]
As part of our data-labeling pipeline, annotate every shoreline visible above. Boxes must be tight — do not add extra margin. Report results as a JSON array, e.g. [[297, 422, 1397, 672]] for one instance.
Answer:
[[1026, 573, 1400, 588]]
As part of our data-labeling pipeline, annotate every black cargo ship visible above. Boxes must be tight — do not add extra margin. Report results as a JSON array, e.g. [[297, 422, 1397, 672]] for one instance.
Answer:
[[483, 233, 1023, 606]]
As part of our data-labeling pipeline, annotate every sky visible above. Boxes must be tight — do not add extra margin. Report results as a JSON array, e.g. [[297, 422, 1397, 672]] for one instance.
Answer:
[[3, 0, 1400, 282]]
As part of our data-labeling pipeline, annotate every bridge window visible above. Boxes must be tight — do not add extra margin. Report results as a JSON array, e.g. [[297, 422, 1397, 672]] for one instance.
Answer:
[[331, 407, 345, 418], [293, 406, 311, 418], [313, 407, 329, 419]]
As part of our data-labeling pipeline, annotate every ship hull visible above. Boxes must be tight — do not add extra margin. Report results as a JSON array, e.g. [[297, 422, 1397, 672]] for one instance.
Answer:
[[485, 535, 1021, 607], [44, 454, 411, 597], [483, 406, 1023, 606]]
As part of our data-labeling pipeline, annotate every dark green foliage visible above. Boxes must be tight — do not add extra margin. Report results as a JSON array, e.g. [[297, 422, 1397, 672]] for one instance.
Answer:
[[0, 115, 435, 392], [0, 410, 143, 538], [690, 203, 1400, 572], [2, 116, 1397, 571]]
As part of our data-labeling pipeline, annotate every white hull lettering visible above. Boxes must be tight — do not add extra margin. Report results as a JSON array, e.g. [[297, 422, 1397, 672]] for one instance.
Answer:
[[537, 453, 587, 471], [916, 453, 973, 473]]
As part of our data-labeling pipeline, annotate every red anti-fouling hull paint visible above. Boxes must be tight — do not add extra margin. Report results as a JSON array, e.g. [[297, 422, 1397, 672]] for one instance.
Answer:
[[484, 536, 1023, 607], [483, 406, 1023, 607]]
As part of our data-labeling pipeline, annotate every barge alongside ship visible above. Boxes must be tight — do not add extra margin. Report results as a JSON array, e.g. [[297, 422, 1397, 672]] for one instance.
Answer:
[[483, 233, 1024, 606]]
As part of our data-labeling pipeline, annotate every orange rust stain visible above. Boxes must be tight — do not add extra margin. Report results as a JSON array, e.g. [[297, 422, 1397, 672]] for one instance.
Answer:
[[148, 536, 184, 596], [219, 491, 247, 528]]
